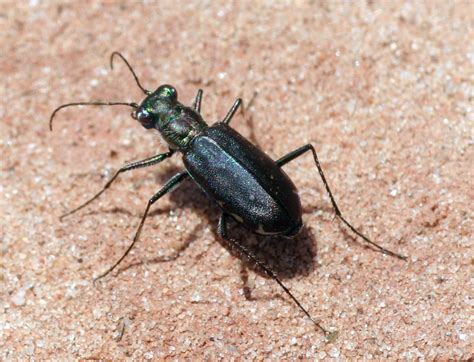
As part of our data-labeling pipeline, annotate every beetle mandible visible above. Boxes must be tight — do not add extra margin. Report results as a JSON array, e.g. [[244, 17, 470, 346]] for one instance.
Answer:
[[50, 52, 406, 338]]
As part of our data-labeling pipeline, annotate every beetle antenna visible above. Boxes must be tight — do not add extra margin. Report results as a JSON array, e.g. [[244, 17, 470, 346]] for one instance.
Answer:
[[110, 51, 151, 95], [49, 101, 138, 131]]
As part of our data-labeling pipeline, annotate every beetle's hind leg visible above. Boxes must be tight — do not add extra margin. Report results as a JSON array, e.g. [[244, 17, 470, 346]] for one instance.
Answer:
[[60, 150, 175, 221], [276, 144, 407, 261], [217, 213, 330, 336], [93, 170, 189, 282]]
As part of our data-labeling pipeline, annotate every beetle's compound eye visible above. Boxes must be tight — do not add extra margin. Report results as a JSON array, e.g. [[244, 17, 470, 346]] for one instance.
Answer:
[[134, 108, 154, 129], [156, 84, 177, 102]]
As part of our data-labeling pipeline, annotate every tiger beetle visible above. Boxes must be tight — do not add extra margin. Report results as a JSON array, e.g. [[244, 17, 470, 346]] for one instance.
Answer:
[[50, 52, 407, 339]]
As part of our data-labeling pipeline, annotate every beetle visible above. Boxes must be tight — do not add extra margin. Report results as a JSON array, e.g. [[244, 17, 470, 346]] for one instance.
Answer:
[[50, 52, 406, 338]]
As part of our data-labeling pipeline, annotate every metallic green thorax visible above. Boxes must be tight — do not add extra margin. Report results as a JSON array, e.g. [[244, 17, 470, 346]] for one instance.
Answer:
[[133, 85, 207, 150]]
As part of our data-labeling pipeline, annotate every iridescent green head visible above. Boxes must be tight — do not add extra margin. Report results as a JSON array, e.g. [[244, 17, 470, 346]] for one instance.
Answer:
[[132, 85, 207, 150]]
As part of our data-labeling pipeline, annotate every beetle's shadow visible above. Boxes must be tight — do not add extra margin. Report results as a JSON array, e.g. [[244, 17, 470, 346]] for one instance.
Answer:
[[144, 165, 321, 282]]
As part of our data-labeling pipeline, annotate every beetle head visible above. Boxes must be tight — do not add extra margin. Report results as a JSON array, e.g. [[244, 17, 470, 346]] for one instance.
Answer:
[[132, 85, 177, 128]]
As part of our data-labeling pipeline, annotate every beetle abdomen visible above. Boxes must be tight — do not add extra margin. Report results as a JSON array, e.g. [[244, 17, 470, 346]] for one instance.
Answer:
[[183, 123, 302, 235]]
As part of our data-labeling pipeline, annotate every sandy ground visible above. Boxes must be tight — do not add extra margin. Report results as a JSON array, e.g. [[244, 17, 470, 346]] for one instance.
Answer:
[[1, 1, 473, 359]]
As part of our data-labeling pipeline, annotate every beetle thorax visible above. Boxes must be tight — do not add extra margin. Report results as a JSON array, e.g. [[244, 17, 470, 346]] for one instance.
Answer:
[[157, 105, 207, 150]]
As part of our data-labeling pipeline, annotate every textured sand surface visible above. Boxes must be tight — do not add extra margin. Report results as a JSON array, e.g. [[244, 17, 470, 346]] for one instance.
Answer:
[[1, 1, 473, 359]]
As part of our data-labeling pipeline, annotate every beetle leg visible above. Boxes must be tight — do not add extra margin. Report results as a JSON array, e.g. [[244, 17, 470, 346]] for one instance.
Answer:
[[60, 150, 175, 220], [93, 170, 189, 283], [222, 98, 242, 125], [217, 212, 330, 336], [276, 144, 407, 261], [192, 89, 203, 113]]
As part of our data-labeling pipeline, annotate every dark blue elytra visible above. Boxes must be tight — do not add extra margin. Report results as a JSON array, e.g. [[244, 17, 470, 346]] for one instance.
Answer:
[[184, 123, 302, 237]]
